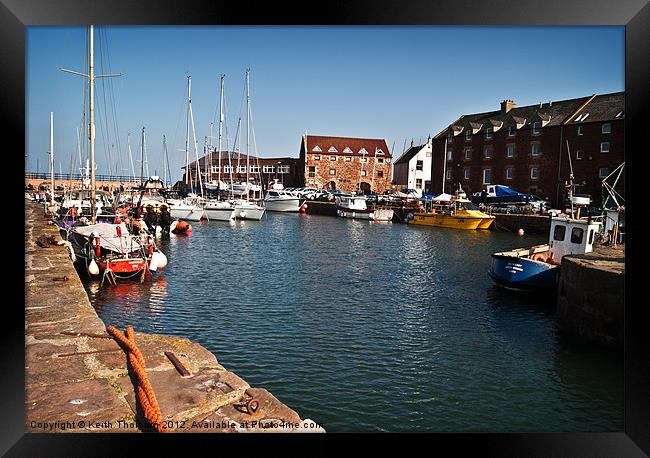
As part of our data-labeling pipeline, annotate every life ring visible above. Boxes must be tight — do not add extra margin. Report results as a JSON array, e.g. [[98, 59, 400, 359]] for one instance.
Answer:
[[531, 253, 547, 262]]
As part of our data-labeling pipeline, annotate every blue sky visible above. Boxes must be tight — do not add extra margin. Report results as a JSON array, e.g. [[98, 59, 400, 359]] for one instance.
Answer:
[[26, 26, 624, 182]]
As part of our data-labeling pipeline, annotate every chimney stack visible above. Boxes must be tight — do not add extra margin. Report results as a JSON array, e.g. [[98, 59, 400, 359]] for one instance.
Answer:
[[500, 99, 516, 113]]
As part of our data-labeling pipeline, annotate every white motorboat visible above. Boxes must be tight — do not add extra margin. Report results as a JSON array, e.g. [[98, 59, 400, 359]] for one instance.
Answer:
[[264, 190, 303, 212], [336, 195, 393, 222], [168, 196, 206, 221]]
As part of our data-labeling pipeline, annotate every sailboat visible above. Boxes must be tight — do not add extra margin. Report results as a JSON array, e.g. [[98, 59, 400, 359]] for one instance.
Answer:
[[228, 70, 265, 220], [58, 25, 167, 282]]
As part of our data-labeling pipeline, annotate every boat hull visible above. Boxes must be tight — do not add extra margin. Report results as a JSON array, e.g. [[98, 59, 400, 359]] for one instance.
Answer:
[[337, 207, 394, 222], [204, 207, 236, 221], [410, 212, 491, 229], [233, 204, 265, 220], [488, 254, 559, 291], [264, 198, 302, 212]]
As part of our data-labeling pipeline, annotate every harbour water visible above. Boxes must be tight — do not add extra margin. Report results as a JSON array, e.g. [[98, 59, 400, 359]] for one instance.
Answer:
[[84, 213, 623, 432]]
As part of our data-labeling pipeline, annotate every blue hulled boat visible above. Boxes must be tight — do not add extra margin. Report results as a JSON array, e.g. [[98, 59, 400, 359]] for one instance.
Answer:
[[488, 215, 601, 291]]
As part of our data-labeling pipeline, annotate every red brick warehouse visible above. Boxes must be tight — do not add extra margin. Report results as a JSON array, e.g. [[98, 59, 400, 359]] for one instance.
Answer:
[[431, 92, 624, 208], [299, 135, 393, 194]]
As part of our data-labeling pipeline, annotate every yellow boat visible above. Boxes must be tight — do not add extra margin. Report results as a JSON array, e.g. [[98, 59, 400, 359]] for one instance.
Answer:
[[409, 198, 495, 230]]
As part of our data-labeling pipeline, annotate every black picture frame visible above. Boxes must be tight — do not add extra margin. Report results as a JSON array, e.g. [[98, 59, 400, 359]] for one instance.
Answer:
[[5, 0, 648, 454]]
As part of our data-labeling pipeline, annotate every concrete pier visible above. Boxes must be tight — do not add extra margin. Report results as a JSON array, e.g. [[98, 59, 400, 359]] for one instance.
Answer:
[[25, 201, 324, 433], [556, 245, 625, 347]]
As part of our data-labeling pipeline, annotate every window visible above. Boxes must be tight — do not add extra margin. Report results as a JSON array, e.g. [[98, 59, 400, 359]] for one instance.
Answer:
[[376, 150, 385, 155], [447, 131, 453, 143], [343, 147, 353, 153], [447, 150, 453, 161], [377, 171, 384, 178], [464, 168, 470, 180], [313, 155, 321, 161], [223, 165, 232, 173], [589, 229, 595, 245], [361, 170, 367, 177], [250, 165, 260, 173], [465, 129, 472, 141], [359, 148, 368, 155], [361, 157, 368, 163], [344, 157, 352, 162], [211, 165, 221, 173], [377, 158, 384, 164], [415, 178, 422, 189], [553, 225, 566, 241], [602, 123, 611, 134], [483, 146, 492, 159], [508, 126, 516, 137], [464, 148, 472, 160], [278, 165, 290, 174], [576, 150, 584, 160], [329, 169, 336, 176], [311, 146, 322, 152], [416, 160, 424, 170], [328, 147, 338, 153], [262, 165, 275, 173], [577, 126, 583, 136], [601, 142, 610, 153], [238, 165, 247, 173], [530, 167, 539, 179], [507, 144, 515, 158], [532, 122, 541, 135], [571, 227, 584, 244], [531, 143, 541, 156], [446, 169, 452, 180], [330, 156, 337, 161], [485, 127, 493, 139], [599, 167, 609, 178], [482, 168, 492, 184], [308, 166, 316, 178], [506, 167, 513, 179]]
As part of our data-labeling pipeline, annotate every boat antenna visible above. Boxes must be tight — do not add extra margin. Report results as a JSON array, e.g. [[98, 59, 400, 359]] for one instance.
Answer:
[[565, 140, 575, 218]]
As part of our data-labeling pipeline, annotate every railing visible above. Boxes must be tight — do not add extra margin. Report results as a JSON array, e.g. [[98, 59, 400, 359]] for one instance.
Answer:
[[25, 172, 142, 182]]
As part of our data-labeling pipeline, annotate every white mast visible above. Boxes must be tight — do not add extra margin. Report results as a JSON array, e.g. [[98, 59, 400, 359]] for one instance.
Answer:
[[246, 69, 251, 199], [49, 112, 54, 205], [188, 78, 203, 197], [185, 76, 191, 189], [60, 25, 122, 223], [127, 132, 136, 183], [218, 74, 224, 190]]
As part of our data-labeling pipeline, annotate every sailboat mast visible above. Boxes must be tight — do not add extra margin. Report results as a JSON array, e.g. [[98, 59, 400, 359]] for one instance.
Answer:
[[218, 75, 224, 188], [50, 112, 54, 205], [127, 133, 136, 183], [140, 127, 145, 185], [246, 69, 250, 198], [162, 135, 168, 187], [185, 76, 191, 189], [88, 25, 97, 222], [441, 137, 448, 194]]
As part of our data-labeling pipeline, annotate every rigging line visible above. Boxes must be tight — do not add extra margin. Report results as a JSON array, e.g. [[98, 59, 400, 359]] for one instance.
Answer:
[[102, 27, 124, 177], [170, 76, 189, 185], [97, 29, 113, 178]]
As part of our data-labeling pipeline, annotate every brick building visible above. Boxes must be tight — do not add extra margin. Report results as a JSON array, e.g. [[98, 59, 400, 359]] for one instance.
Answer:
[[431, 92, 624, 207], [184, 151, 302, 189], [298, 135, 393, 194]]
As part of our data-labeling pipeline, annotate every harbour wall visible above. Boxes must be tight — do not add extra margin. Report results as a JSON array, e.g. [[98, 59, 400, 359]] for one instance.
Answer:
[[491, 213, 551, 234], [25, 201, 324, 433], [556, 246, 625, 348]]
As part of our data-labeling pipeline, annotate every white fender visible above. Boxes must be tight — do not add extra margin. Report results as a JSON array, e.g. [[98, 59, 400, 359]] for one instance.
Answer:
[[150, 251, 168, 270], [88, 259, 100, 276]]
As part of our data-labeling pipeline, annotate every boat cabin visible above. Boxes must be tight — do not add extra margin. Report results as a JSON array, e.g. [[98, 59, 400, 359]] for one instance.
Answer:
[[337, 195, 368, 211], [548, 216, 601, 262]]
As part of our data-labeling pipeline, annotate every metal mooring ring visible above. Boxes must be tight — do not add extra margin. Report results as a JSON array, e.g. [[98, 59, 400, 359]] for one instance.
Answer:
[[246, 398, 260, 414]]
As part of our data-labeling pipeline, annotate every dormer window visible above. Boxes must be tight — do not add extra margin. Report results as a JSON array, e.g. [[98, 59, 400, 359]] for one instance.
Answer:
[[575, 112, 590, 122], [343, 147, 353, 153], [485, 127, 493, 139], [328, 146, 338, 153], [376, 149, 385, 155], [532, 122, 541, 136], [312, 146, 322, 152], [359, 148, 368, 155]]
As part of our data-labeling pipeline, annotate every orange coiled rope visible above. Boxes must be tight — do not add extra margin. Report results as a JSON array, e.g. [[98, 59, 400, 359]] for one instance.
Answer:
[[107, 325, 168, 433]]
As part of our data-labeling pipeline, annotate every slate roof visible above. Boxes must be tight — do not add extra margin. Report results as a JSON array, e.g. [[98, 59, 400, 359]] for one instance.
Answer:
[[394, 144, 425, 164], [434, 91, 624, 139]]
